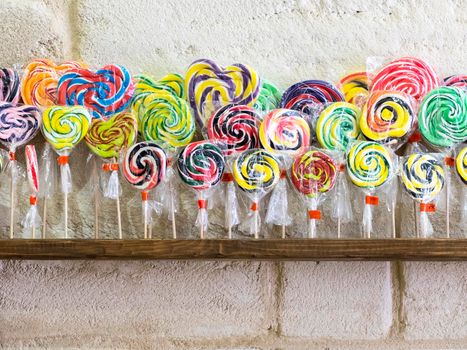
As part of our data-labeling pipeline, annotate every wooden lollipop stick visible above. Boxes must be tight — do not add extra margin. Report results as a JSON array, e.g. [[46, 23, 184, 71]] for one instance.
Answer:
[[337, 217, 341, 239], [170, 194, 177, 239], [42, 198, 47, 239], [414, 201, 419, 238], [9, 172, 14, 239], [94, 188, 99, 239], [116, 192, 122, 239], [64, 191, 68, 238], [392, 201, 396, 239], [446, 176, 450, 238]]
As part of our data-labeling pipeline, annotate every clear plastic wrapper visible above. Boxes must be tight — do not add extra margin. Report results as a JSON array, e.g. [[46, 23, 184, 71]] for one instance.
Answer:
[[346, 141, 396, 238], [0, 67, 21, 104], [176, 141, 225, 238], [443, 75, 467, 90], [366, 56, 440, 102], [185, 58, 261, 128], [330, 159, 353, 236], [22, 145, 41, 237], [337, 71, 369, 108], [233, 149, 280, 238], [400, 153, 445, 238], [253, 79, 282, 112], [290, 148, 338, 238]]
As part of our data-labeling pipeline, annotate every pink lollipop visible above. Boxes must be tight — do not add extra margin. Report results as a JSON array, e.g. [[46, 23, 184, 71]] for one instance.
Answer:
[[23, 145, 41, 237]]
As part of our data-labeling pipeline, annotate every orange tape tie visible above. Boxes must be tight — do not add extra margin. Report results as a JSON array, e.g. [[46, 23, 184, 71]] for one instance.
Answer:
[[308, 210, 321, 220], [222, 172, 234, 182], [141, 191, 148, 201], [280, 170, 287, 179], [339, 163, 345, 173], [365, 195, 379, 206], [9, 151, 15, 161], [197, 199, 207, 209], [420, 203, 436, 213], [57, 155, 69, 165], [103, 163, 119, 172], [29, 195, 37, 206], [444, 156, 455, 167], [408, 132, 422, 143], [250, 202, 258, 211]]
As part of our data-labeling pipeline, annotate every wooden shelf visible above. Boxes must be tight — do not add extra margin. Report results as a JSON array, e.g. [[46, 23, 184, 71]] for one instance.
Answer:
[[0, 239, 466, 260]]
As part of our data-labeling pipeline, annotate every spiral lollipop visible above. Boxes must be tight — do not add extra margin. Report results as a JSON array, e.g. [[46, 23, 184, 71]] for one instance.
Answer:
[[138, 91, 195, 150], [360, 91, 415, 142], [207, 104, 261, 155], [370, 57, 439, 101], [456, 146, 467, 184], [0, 103, 41, 149], [346, 141, 392, 189], [316, 102, 361, 151], [418, 87, 467, 148], [21, 59, 86, 107], [57, 64, 134, 119], [185, 58, 261, 127], [0, 68, 20, 104], [339, 71, 369, 106], [259, 108, 311, 156], [132, 73, 185, 110], [444, 75, 467, 89], [254, 80, 281, 112], [280, 80, 344, 115]]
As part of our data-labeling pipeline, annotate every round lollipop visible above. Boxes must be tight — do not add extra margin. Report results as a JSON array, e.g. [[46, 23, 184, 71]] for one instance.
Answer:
[[360, 91, 415, 142], [85, 112, 138, 238], [347, 141, 394, 237], [185, 58, 261, 127], [21, 59, 87, 107], [233, 149, 280, 238], [259, 108, 311, 156], [0, 102, 41, 238], [291, 150, 337, 238], [57, 64, 134, 119], [370, 56, 439, 101], [316, 102, 361, 151], [207, 104, 261, 156], [444, 75, 467, 89], [123, 141, 167, 238], [280, 80, 344, 116], [177, 141, 225, 238], [418, 87, 467, 148], [0, 68, 20, 104], [456, 146, 467, 184], [338, 71, 369, 107], [254, 80, 281, 112], [138, 90, 195, 150], [23, 145, 41, 238], [42, 105, 92, 238], [401, 154, 445, 237]]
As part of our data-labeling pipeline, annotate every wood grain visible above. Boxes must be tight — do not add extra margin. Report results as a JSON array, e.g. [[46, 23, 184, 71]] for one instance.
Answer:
[[0, 239, 466, 260]]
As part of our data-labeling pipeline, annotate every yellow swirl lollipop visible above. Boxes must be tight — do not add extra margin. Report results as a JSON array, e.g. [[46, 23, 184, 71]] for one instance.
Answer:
[[456, 146, 467, 184], [42, 105, 92, 152], [85, 113, 137, 159]]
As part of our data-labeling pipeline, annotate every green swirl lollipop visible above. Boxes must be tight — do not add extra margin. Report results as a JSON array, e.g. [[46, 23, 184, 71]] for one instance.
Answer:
[[253, 80, 281, 112], [418, 87, 467, 148]]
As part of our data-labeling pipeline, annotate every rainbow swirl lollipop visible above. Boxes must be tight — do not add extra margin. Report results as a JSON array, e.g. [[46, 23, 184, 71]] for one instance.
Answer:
[[346, 141, 393, 189], [0, 68, 20, 104], [42, 106, 92, 152], [401, 154, 445, 202], [291, 150, 337, 198], [21, 59, 87, 107], [316, 102, 361, 151], [444, 75, 467, 89], [185, 58, 261, 127], [85, 112, 137, 159], [207, 104, 261, 155], [123, 141, 167, 191], [370, 57, 439, 101], [233, 149, 280, 195], [259, 108, 311, 156], [280, 80, 344, 115], [418, 87, 467, 148], [254, 80, 281, 112], [456, 146, 467, 184], [138, 90, 195, 150], [177, 141, 225, 191], [0, 103, 41, 149], [57, 64, 134, 119], [338, 71, 369, 105], [360, 91, 415, 142]]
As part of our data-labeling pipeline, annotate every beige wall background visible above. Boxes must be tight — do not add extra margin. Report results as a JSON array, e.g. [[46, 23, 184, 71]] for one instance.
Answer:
[[0, 0, 466, 349]]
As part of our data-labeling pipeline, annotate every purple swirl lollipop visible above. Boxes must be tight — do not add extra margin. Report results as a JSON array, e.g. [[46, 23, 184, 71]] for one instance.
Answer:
[[0, 103, 41, 150]]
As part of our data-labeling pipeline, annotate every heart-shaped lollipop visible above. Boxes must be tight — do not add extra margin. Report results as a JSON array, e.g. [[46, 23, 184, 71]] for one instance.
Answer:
[[185, 58, 261, 127], [57, 64, 134, 120], [42, 105, 92, 153], [0, 103, 41, 150], [85, 112, 137, 159], [21, 59, 87, 107]]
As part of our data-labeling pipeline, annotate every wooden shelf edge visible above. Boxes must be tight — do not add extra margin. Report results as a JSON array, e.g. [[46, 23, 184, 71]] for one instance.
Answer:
[[0, 239, 466, 261]]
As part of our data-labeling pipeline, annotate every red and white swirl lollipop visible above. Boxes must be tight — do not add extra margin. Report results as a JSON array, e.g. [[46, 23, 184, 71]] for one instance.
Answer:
[[370, 57, 439, 101], [23, 145, 41, 237]]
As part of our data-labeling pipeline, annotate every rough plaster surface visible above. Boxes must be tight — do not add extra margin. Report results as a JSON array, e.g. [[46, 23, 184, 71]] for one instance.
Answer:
[[0, 0, 466, 349]]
